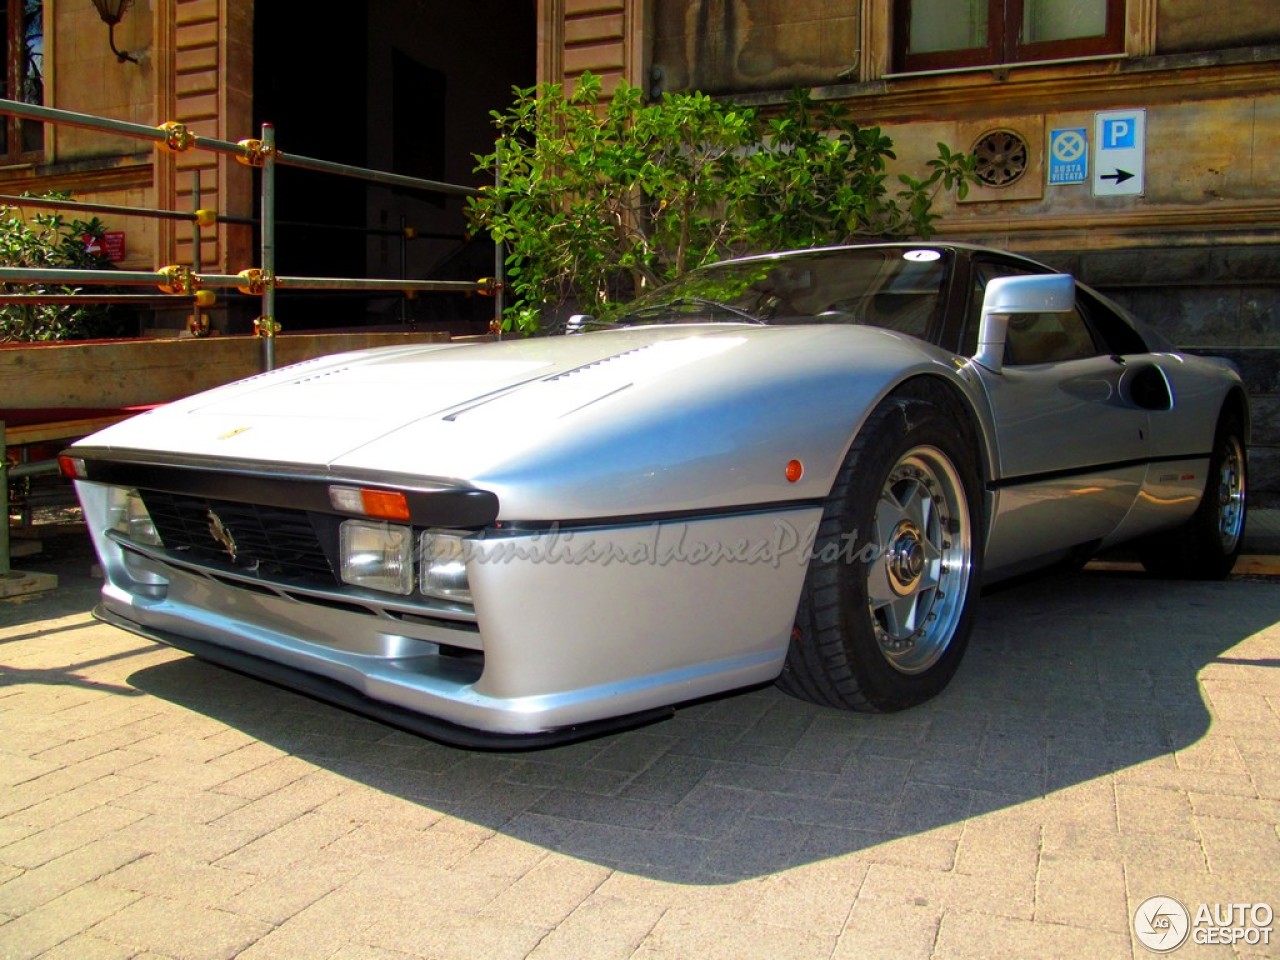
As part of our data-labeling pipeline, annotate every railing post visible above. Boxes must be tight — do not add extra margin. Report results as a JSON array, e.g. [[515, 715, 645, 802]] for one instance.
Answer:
[[190, 173, 204, 336], [259, 122, 278, 371], [1, 421, 9, 578], [493, 141, 505, 339]]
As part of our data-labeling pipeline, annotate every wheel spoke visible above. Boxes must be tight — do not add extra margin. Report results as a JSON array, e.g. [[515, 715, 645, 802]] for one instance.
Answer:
[[866, 547, 897, 609], [902, 478, 932, 532], [861, 447, 972, 674]]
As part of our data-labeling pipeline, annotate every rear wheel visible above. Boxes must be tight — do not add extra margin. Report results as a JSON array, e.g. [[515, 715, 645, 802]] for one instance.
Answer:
[[1138, 411, 1246, 580], [778, 381, 984, 712]]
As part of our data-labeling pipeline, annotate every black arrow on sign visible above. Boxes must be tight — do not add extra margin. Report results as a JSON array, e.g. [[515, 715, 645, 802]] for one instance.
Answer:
[[1100, 169, 1135, 184]]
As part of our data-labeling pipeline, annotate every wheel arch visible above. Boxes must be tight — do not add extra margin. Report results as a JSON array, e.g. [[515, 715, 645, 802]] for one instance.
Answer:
[[1221, 385, 1251, 444], [855, 371, 996, 519], [780, 368, 989, 711]]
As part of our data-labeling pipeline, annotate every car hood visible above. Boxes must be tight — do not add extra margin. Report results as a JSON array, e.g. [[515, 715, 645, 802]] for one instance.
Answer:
[[78, 324, 954, 521]]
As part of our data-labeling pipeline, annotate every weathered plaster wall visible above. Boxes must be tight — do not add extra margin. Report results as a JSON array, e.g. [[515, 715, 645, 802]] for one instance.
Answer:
[[651, 0, 858, 95]]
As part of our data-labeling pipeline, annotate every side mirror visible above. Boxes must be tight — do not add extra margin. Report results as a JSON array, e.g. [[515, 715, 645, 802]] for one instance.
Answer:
[[973, 273, 1076, 373], [565, 314, 593, 335]]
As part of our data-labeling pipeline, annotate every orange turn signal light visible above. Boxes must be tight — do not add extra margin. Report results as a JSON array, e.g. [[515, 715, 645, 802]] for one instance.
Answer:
[[329, 485, 411, 522], [785, 459, 804, 483]]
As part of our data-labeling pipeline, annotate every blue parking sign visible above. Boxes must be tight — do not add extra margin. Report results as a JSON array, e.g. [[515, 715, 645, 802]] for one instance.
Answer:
[[1102, 118, 1136, 150]]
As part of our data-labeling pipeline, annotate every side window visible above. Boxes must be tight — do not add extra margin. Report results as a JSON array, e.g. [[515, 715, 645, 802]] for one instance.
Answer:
[[966, 260, 1100, 365], [1005, 308, 1098, 365], [1077, 287, 1150, 356]]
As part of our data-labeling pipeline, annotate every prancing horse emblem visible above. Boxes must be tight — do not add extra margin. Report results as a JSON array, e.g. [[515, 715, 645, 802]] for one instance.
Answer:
[[207, 510, 238, 562]]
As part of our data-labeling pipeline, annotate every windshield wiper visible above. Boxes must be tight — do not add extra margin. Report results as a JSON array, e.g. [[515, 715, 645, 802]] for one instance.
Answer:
[[617, 296, 766, 325]]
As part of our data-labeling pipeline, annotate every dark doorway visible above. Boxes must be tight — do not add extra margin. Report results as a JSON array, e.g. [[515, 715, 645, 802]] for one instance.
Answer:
[[252, 2, 536, 334]]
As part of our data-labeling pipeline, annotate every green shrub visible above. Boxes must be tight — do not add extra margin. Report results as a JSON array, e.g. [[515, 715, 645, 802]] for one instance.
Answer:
[[0, 196, 128, 341], [469, 76, 975, 333]]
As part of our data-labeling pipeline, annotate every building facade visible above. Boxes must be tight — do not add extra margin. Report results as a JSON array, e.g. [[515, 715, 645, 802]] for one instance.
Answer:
[[3, 0, 1278, 490]]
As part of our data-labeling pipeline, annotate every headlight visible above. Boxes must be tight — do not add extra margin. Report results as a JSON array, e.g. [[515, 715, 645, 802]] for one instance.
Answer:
[[340, 520, 414, 595], [419, 532, 471, 604], [107, 487, 162, 546]]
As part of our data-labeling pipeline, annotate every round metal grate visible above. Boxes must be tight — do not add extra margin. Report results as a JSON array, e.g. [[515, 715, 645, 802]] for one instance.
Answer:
[[972, 129, 1029, 188]]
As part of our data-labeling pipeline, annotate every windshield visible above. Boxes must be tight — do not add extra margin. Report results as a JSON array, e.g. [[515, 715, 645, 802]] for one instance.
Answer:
[[607, 246, 952, 342]]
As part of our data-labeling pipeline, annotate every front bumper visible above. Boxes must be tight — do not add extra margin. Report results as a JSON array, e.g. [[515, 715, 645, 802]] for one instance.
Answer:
[[86, 485, 820, 744], [95, 604, 672, 749]]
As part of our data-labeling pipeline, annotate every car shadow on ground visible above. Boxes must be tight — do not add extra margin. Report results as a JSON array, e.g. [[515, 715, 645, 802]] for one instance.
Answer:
[[106, 566, 1280, 884]]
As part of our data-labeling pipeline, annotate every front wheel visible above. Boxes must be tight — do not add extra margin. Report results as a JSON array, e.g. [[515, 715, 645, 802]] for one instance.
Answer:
[[1138, 411, 1247, 580], [778, 381, 984, 713]]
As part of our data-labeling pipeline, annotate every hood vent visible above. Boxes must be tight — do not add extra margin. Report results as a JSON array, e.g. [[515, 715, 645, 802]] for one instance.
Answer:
[[544, 345, 654, 382], [292, 366, 352, 385]]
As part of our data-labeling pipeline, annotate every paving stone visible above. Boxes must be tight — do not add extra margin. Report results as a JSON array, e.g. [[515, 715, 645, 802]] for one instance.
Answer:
[[1116, 780, 1200, 840], [0, 804, 148, 870], [633, 902, 837, 959], [525, 892, 665, 959], [7, 773, 148, 830], [701, 866, 868, 938], [0, 839, 146, 916], [833, 898, 942, 960], [933, 908, 1132, 959], [217, 849, 362, 925], [88, 896, 275, 960], [5, 541, 1280, 958], [0, 881, 139, 960], [233, 888, 382, 960], [101, 851, 256, 906], [1035, 856, 1128, 932], [211, 811, 357, 877], [361, 901, 549, 960], [110, 780, 251, 824], [33, 934, 137, 960], [313, 787, 446, 831], [1195, 815, 1280, 881], [478, 854, 611, 928], [107, 813, 262, 865], [858, 861, 1035, 922]]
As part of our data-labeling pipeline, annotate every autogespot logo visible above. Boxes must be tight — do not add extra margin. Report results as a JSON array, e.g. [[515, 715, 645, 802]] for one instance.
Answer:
[[1134, 897, 1275, 952], [1133, 896, 1190, 953]]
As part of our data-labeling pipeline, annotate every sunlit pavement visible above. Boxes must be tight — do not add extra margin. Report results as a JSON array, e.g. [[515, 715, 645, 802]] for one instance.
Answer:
[[1, 522, 1278, 960]]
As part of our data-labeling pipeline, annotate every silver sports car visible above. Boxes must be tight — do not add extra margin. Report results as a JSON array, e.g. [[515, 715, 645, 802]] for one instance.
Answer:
[[62, 243, 1248, 746]]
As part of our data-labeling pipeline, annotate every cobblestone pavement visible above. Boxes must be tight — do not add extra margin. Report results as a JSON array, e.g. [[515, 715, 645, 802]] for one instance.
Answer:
[[1, 531, 1278, 960]]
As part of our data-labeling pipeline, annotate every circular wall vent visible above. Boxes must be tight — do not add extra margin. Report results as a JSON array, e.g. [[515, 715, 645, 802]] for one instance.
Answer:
[[972, 129, 1029, 188]]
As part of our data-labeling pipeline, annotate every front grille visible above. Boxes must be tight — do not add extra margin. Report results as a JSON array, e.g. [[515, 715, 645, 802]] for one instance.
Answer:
[[140, 490, 336, 585]]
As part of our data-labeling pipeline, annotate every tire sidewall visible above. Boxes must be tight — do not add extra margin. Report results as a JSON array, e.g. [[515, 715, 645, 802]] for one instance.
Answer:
[[1194, 415, 1247, 574], [822, 391, 984, 711]]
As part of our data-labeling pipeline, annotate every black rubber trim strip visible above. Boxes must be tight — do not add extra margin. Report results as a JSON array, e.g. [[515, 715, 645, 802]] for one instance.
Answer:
[[71, 453, 500, 528], [989, 452, 1210, 491], [490, 499, 827, 534], [95, 605, 672, 750]]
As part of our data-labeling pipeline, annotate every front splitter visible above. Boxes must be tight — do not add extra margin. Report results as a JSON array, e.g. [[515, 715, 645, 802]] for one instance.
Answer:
[[95, 605, 673, 750]]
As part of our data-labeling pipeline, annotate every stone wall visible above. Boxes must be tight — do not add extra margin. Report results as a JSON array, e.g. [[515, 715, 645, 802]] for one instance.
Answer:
[[650, 0, 858, 95]]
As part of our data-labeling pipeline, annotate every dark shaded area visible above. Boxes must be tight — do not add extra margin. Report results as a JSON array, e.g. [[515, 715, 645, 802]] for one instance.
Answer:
[[250, 2, 536, 336], [253, 5, 369, 332]]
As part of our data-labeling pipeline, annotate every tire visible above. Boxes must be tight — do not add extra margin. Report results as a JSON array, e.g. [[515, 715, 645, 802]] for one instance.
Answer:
[[1138, 410, 1247, 580], [778, 380, 984, 712]]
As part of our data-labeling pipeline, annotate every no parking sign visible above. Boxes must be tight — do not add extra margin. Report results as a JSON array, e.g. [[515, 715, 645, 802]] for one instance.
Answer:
[[1048, 128, 1088, 185]]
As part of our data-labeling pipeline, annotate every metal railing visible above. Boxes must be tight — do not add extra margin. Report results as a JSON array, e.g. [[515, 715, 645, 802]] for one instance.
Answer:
[[0, 96, 504, 581], [0, 97, 503, 369]]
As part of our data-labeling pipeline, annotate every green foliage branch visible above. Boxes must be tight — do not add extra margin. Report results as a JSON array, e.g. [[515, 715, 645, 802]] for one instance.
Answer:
[[0, 195, 123, 341], [469, 75, 976, 333]]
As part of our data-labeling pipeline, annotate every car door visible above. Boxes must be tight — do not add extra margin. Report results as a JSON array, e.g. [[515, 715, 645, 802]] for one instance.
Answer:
[[966, 260, 1151, 575]]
